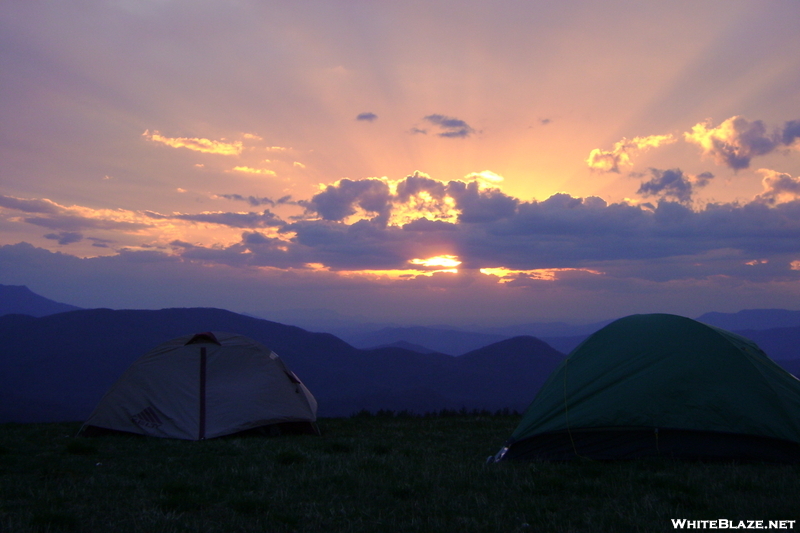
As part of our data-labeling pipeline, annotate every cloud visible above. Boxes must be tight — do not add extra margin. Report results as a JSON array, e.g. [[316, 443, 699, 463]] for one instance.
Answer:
[[145, 209, 285, 229], [693, 171, 714, 188], [134, 191, 800, 280], [782, 120, 800, 146], [0, 195, 152, 238], [44, 231, 83, 245], [217, 194, 298, 207], [6, 170, 800, 309], [422, 114, 475, 138], [228, 166, 277, 176], [755, 169, 800, 205], [23, 214, 150, 232], [586, 134, 676, 173], [401, 218, 458, 232], [216, 194, 275, 207], [87, 237, 114, 248], [683, 116, 800, 170], [303, 178, 393, 224], [5, 184, 800, 326], [0, 195, 63, 214], [302, 172, 517, 227], [446, 181, 518, 223], [356, 112, 378, 122], [636, 168, 714, 204], [142, 130, 243, 156], [637, 169, 693, 203]]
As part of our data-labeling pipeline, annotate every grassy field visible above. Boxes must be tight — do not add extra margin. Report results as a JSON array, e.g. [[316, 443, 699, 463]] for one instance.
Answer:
[[1, 412, 799, 533]]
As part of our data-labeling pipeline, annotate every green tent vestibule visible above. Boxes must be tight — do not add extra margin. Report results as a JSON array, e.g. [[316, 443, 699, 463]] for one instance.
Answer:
[[494, 314, 800, 462]]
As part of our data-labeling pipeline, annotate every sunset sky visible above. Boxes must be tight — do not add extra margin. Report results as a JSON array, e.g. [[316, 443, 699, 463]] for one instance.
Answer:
[[2, 1, 800, 326]]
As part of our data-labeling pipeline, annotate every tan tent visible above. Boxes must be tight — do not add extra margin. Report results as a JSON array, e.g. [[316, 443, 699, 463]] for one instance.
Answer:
[[80, 332, 318, 439]]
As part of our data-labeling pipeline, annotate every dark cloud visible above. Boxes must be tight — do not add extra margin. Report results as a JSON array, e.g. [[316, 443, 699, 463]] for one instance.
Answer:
[[447, 181, 518, 223], [402, 218, 458, 232], [638, 168, 694, 203], [146, 209, 285, 229], [178, 193, 800, 278], [217, 194, 275, 207], [423, 114, 475, 138], [395, 173, 447, 202], [303, 178, 392, 225], [782, 120, 800, 146], [694, 171, 714, 188], [0, 195, 62, 214], [44, 231, 83, 245], [301, 173, 518, 226], [5, 189, 800, 325], [286, 219, 413, 270], [356, 112, 378, 122], [636, 168, 716, 204], [23, 215, 150, 232]]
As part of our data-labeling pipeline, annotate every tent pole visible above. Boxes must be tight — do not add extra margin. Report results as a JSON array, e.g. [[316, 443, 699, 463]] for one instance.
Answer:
[[199, 347, 207, 440]]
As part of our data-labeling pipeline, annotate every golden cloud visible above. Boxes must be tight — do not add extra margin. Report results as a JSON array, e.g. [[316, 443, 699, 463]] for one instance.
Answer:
[[480, 267, 603, 283], [228, 166, 277, 176], [755, 168, 800, 205], [684, 116, 781, 169], [586, 134, 675, 173], [143, 130, 243, 156]]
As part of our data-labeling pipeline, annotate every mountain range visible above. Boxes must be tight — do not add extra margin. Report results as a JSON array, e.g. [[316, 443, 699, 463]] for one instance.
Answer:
[[0, 307, 565, 423], [1, 284, 798, 424]]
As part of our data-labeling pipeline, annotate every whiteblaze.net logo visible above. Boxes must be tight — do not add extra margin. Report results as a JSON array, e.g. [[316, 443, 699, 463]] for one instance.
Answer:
[[672, 519, 796, 530]]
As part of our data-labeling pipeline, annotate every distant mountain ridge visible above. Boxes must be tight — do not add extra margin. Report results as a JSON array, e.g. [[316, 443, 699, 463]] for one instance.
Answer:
[[0, 308, 566, 423], [0, 284, 81, 317], [346, 326, 508, 355], [3, 285, 799, 357], [696, 309, 800, 331], [1, 287, 799, 424]]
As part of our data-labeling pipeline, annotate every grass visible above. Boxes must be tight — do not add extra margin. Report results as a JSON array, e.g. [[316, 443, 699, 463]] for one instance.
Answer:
[[1, 413, 799, 532]]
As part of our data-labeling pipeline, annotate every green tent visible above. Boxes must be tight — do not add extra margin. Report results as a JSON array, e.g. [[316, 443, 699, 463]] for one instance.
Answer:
[[494, 314, 800, 462]]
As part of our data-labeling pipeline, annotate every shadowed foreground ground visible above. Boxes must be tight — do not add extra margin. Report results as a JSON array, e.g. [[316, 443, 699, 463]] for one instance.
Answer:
[[1, 414, 799, 532]]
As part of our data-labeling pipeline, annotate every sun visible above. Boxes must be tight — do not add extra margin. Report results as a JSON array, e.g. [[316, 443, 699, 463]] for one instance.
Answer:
[[408, 255, 462, 269]]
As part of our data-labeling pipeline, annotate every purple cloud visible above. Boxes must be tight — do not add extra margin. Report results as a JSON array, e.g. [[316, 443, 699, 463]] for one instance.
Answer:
[[423, 114, 475, 138], [145, 210, 285, 229], [44, 231, 83, 245]]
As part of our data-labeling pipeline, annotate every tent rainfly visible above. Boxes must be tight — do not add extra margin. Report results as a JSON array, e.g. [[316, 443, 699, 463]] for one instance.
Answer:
[[493, 314, 800, 463], [80, 332, 318, 439]]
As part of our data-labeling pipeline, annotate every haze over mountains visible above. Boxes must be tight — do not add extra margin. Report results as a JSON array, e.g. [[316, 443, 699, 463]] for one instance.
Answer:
[[1, 284, 799, 424]]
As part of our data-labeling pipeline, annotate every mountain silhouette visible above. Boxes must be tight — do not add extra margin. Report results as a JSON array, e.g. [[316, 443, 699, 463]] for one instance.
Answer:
[[0, 284, 81, 317], [0, 307, 566, 422]]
